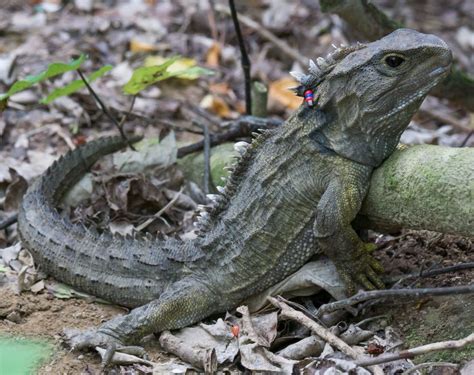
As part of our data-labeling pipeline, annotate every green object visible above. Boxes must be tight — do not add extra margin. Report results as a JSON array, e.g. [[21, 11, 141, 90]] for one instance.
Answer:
[[0, 54, 86, 101], [123, 57, 213, 95], [0, 336, 53, 375], [177, 143, 237, 190], [251, 81, 268, 118], [41, 65, 113, 104]]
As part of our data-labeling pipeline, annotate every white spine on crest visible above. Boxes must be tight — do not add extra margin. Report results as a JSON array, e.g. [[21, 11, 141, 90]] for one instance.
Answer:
[[233, 141, 250, 155], [316, 57, 328, 69], [289, 70, 306, 84], [206, 194, 219, 202]]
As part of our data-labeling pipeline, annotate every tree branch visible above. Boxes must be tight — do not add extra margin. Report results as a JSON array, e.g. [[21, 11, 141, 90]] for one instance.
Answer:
[[316, 284, 474, 317]]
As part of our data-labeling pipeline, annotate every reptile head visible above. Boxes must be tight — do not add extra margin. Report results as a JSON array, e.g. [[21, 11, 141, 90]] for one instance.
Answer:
[[299, 28, 452, 166]]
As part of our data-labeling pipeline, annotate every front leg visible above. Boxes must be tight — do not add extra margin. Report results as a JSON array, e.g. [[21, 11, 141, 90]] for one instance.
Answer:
[[314, 165, 384, 294]]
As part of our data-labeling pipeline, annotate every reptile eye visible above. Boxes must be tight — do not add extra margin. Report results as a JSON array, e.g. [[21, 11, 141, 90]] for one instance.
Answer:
[[384, 55, 405, 68]]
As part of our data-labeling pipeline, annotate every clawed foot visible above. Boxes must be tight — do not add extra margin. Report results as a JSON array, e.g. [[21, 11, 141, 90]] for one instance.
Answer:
[[65, 328, 147, 369], [336, 243, 385, 295]]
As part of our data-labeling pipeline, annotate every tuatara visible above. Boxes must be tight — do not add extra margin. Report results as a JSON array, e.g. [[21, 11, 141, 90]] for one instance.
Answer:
[[18, 29, 451, 350]]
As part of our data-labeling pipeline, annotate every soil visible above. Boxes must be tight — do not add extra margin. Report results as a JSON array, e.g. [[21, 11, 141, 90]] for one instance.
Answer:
[[0, 285, 173, 374], [373, 231, 474, 364]]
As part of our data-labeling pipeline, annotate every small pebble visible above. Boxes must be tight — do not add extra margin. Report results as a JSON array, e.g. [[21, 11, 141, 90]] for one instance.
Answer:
[[6, 311, 22, 323]]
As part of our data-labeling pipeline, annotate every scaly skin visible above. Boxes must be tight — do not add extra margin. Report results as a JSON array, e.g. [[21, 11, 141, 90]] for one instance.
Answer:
[[17, 29, 451, 350]]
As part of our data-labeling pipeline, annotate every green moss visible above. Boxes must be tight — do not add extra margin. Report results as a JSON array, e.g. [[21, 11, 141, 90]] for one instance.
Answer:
[[177, 143, 238, 190], [402, 296, 474, 364], [0, 336, 53, 375]]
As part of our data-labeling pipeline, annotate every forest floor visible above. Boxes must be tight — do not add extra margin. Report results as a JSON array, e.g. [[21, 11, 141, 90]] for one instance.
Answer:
[[0, 0, 473, 373]]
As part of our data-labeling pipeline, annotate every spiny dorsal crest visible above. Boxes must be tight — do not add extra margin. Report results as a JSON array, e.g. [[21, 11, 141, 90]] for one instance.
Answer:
[[195, 129, 274, 236], [291, 42, 366, 97]]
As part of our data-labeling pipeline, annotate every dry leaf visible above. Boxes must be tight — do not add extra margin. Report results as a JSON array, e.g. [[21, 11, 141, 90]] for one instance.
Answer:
[[129, 39, 157, 53], [209, 82, 231, 95], [200, 94, 232, 118], [30, 280, 45, 294], [269, 77, 301, 110], [206, 41, 221, 67]]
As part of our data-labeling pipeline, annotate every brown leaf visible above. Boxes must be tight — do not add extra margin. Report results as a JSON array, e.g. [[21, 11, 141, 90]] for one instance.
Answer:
[[4, 169, 28, 212], [206, 41, 221, 67], [269, 77, 301, 110], [200, 94, 232, 118]]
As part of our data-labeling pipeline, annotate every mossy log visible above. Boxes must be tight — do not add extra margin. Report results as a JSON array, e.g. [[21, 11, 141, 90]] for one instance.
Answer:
[[180, 144, 474, 238], [358, 145, 473, 238]]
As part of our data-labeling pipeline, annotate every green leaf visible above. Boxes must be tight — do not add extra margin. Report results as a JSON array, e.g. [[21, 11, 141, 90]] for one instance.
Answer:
[[41, 65, 113, 104], [159, 66, 214, 81], [123, 57, 213, 95], [0, 54, 86, 101], [123, 57, 179, 95], [0, 265, 7, 273]]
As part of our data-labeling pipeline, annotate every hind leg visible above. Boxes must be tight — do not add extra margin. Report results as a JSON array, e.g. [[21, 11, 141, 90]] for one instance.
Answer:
[[68, 277, 221, 351]]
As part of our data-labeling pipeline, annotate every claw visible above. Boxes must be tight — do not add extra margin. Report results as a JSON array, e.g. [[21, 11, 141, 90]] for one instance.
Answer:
[[99, 344, 148, 369], [101, 342, 117, 370]]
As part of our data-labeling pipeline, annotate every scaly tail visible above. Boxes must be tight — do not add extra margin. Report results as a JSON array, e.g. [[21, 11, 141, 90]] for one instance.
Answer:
[[18, 136, 203, 308]]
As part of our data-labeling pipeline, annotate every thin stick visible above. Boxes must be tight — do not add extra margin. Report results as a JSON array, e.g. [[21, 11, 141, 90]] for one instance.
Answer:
[[77, 69, 136, 151], [216, 4, 308, 66], [177, 116, 282, 158], [418, 108, 470, 133], [0, 212, 18, 230], [356, 333, 474, 367], [118, 95, 137, 129], [316, 284, 474, 317], [460, 130, 473, 147], [228, 0, 252, 115], [207, 0, 219, 41], [268, 296, 361, 360], [136, 187, 183, 231], [384, 262, 474, 285], [202, 122, 212, 194]]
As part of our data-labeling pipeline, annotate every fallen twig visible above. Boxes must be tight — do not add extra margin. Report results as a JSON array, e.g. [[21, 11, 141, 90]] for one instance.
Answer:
[[316, 284, 474, 317], [384, 262, 474, 285], [177, 116, 282, 158], [0, 212, 18, 230], [356, 333, 474, 367], [118, 95, 137, 129], [461, 131, 473, 147], [135, 187, 184, 231], [268, 296, 361, 360], [418, 108, 470, 133], [202, 122, 212, 194], [216, 4, 307, 66]]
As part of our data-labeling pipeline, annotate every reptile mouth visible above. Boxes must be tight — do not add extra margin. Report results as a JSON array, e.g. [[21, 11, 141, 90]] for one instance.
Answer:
[[428, 65, 450, 78]]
